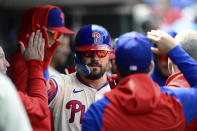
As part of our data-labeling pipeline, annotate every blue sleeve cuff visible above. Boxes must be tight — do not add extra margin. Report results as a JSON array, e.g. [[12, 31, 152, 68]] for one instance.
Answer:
[[43, 68, 49, 82]]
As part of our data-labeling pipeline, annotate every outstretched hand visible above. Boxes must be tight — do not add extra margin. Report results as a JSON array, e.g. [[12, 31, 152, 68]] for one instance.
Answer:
[[147, 30, 177, 56], [20, 30, 45, 61]]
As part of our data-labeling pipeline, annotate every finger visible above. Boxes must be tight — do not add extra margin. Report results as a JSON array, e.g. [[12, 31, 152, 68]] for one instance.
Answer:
[[156, 30, 167, 36], [33, 30, 40, 47], [19, 41, 25, 56], [38, 38, 45, 61], [38, 31, 43, 44], [151, 30, 160, 33], [147, 34, 160, 43], [41, 26, 50, 48], [28, 32, 35, 49], [37, 33, 43, 56], [37, 32, 43, 55], [40, 38, 45, 60], [151, 47, 160, 55], [147, 31, 159, 37], [38, 32, 43, 48], [152, 30, 170, 39]]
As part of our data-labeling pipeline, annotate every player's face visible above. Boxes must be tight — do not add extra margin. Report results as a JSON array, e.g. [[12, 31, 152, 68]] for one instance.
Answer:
[[155, 55, 170, 78], [0, 47, 10, 74], [47, 31, 64, 45], [80, 50, 109, 80], [52, 35, 71, 65]]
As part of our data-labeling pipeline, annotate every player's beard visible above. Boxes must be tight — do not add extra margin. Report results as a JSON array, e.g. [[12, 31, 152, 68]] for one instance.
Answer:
[[85, 62, 106, 80]]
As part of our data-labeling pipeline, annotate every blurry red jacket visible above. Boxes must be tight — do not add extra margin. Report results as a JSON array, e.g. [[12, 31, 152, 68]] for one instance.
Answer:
[[19, 60, 52, 131], [7, 5, 60, 131], [166, 72, 197, 131]]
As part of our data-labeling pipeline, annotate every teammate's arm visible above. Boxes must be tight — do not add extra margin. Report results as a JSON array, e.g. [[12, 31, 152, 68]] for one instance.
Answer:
[[148, 30, 197, 87], [18, 29, 50, 119]]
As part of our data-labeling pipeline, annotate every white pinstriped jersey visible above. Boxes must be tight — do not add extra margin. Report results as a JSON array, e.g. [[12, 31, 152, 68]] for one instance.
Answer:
[[48, 72, 111, 131]]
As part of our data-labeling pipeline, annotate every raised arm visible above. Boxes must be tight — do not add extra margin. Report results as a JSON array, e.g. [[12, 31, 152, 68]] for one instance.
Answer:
[[18, 28, 51, 124], [147, 30, 197, 87], [38, 27, 62, 104]]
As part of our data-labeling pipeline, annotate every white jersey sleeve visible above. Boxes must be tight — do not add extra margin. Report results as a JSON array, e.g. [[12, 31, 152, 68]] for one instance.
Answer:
[[48, 73, 69, 107]]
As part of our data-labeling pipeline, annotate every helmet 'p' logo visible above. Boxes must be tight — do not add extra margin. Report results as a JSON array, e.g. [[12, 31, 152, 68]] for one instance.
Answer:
[[92, 32, 100, 43]]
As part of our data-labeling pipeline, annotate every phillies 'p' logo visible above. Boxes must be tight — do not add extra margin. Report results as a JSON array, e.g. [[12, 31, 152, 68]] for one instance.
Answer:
[[60, 13, 65, 24], [66, 100, 85, 123], [92, 32, 100, 43]]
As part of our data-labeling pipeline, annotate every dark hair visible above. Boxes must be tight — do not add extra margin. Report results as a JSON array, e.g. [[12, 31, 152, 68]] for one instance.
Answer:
[[117, 66, 149, 78]]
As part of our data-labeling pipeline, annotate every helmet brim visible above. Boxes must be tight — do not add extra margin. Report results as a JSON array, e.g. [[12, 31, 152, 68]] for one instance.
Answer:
[[75, 45, 112, 51]]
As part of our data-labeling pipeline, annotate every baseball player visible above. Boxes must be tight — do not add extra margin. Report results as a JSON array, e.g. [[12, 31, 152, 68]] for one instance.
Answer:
[[7, 5, 74, 92], [165, 29, 197, 130], [82, 30, 197, 131], [47, 24, 112, 131], [0, 28, 49, 131], [0, 73, 32, 131], [6, 5, 74, 131], [150, 30, 177, 86]]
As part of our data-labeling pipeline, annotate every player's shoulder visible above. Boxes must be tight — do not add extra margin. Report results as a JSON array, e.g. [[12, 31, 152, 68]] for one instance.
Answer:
[[51, 72, 76, 80], [50, 72, 77, 85], [161, 86, 195, 95]]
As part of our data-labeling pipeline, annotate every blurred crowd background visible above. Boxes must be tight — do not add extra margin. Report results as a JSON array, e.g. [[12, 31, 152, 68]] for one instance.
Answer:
[[1, 0, 197, 73]]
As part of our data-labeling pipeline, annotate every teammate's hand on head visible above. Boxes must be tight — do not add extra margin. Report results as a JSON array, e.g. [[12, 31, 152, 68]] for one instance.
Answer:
[[147, 30, 177, 56], [41, 26, 61, 70], [20, 29, 45, 61]]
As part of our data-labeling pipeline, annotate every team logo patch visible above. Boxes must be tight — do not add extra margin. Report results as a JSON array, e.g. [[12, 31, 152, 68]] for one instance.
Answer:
[[92, 32, 100, 43]]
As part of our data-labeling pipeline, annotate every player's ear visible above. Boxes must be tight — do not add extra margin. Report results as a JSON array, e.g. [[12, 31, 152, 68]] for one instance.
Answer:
[[148, 60, 154, 73], [168, 58, 179, 75], [168, 58, 173, 75]]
